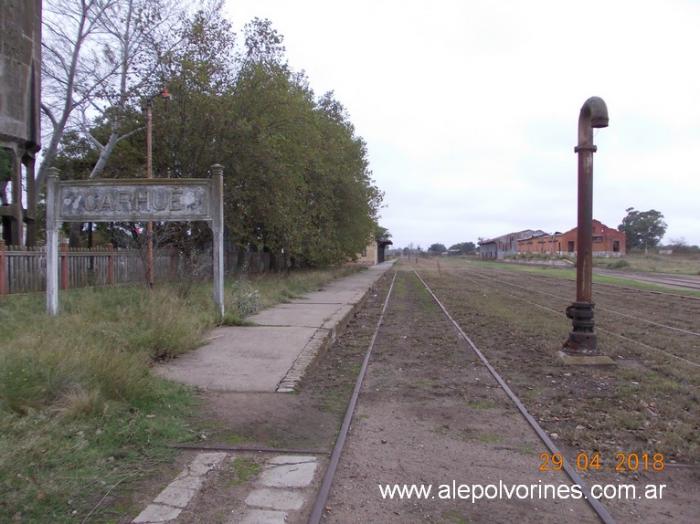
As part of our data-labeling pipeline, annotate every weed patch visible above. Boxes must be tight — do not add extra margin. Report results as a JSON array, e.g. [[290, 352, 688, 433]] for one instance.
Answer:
[[0, 265, 359, 520]]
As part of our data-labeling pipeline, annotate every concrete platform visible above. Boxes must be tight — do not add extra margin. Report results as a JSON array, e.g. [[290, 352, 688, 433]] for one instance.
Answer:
[[156, 326, 318, 391], [248, 302, 354, 331], [156, 261, 394, 393]]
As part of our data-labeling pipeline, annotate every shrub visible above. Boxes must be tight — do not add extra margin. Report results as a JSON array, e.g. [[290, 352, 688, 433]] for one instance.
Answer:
[[607, 259, 630, 269]]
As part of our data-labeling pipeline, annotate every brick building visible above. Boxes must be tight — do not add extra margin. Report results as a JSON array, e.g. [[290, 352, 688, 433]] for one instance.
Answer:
[[517, 220, 625, 257], [478, 229, 546, 259], [516, 232, 559, 254]]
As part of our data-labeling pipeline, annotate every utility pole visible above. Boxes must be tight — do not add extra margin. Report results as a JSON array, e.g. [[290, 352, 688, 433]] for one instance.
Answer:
[[144, 87, 171, 287]]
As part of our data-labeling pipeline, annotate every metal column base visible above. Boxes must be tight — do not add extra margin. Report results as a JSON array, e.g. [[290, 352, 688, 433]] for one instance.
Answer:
[[560, 302, 614, 364]]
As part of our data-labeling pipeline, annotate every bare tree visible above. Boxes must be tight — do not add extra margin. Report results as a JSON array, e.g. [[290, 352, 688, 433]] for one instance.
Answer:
[[39, 0, 184, 185], [82, 0, 185, 178], [39, 0, 117, 190]]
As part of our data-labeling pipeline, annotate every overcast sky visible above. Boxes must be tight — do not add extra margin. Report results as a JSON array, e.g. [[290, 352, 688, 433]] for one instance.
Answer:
[[223, 0, 700, 248]]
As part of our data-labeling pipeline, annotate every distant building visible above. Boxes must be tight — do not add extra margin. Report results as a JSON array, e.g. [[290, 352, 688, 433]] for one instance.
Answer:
[[478, 229, 547, 259], [478, 239, 497, 259], [517, 220, 625, 257], [354, 237, 393, 265]]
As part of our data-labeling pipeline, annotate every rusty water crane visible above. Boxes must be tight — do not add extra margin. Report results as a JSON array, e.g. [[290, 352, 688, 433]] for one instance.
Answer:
[[561, 96, 614, 364]]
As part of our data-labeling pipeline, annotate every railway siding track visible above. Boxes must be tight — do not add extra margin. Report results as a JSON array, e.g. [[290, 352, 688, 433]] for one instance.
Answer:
[[449, 267, 700, 359], [456, 269, 700, 367], [469, 270, 700, 338], [461, 270, 700, 370], [594, 269, 700, 292], [459, 266, 700, 329]]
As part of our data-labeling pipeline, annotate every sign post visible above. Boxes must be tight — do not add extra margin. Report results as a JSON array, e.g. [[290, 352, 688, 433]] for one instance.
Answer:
[[45, 165, 226, 317], [210, 164, 225, 318], [46, 168, 60, 316]]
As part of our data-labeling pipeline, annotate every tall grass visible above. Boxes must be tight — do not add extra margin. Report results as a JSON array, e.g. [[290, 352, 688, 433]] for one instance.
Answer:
[[0, 265, 362, 520]]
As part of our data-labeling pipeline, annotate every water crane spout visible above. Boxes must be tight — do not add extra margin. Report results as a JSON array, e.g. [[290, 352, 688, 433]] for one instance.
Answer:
[[561, 96, 614, 364]]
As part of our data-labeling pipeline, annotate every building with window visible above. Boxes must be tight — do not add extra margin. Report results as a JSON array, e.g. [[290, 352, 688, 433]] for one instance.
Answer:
[[516, 220, 625, 257], [478, 229, 547, 259]]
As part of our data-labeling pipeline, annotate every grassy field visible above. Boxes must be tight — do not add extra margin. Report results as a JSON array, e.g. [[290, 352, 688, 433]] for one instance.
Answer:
[[592, 252, 700, 274], [0, 266, 361, 522], [438, 256, 700, 298]]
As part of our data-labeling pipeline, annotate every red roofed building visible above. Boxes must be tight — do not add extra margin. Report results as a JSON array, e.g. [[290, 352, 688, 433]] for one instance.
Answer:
[[517, 219, 625, 257]]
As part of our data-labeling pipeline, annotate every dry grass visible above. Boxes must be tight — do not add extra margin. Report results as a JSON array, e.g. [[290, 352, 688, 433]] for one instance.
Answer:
[[594, 252, 700, 275]]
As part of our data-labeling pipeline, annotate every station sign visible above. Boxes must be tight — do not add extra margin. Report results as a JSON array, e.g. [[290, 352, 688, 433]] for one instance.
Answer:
[[56, 179, 214, 222], [45, 167, 225, 317]]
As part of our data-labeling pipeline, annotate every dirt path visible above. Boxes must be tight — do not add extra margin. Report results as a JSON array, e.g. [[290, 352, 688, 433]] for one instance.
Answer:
[[324, 270, 597, 523]]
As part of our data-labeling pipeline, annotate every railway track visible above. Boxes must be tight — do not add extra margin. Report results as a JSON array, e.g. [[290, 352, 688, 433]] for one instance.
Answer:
[[594, 269, 700, 292], [467, 269, 700, 338], [479, 263, 700, 302], [308, 270, 616, 524], [456, 269, 700, 369]]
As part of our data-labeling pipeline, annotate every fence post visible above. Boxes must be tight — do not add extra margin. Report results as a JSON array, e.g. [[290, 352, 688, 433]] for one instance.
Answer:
[[60, 241, 69, 290], [0, 240, 6, 295], [106, 244, 115, 285]]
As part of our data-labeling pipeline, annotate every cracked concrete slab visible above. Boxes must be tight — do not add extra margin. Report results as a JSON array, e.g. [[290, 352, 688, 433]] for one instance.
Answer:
[[248, 302, 347, 329], [289, 289, 365, 304], [245, 488, 305, 511], [156, 326, 318, 392], [132, 503, 182, 523], [259, 461, 318, 488], [132, 452, 226, 523], [267, 455, 317, 465], [237, 509, 288, 524]]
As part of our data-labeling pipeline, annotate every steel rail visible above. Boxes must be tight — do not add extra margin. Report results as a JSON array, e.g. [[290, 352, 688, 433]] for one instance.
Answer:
[[307, 272, 397, 524], [469, 263, 700, 302], [468, 268, 700, 338], [413, 270, 616, 524], [461, 271, 700, 369], [593, 270, 700, 291]]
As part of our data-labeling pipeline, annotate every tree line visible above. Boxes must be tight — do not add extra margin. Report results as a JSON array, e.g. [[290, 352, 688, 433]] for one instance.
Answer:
[[39, 0, 383, 267]]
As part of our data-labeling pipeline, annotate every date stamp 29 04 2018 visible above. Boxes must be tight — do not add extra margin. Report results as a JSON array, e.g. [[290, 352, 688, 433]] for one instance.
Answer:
[[539, 452, 666, 473]]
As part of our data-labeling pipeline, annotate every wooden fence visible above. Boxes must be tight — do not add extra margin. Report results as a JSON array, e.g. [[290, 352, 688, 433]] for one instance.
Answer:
[[0, 242, 287, 295]]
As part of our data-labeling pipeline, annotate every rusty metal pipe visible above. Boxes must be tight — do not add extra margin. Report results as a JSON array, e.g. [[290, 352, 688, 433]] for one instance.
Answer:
[[575, 97, 608, 302], [564, 97, 608, 355], [145, 102, 154, 288]]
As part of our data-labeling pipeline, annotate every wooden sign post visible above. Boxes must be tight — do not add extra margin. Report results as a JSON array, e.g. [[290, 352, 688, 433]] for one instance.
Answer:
[[45, 164, 225, 317]]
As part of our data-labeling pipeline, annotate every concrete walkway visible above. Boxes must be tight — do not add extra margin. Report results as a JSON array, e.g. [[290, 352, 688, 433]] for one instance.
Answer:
[[156, 261, 394, 393]]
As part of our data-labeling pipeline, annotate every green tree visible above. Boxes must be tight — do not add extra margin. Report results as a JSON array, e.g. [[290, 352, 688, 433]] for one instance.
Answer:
[[51, 8, 382, 267], [618, 208, 667, 252], [428, 243, 447, 253], [375, 225, 391, 242], [448, 241, 476, 254]]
